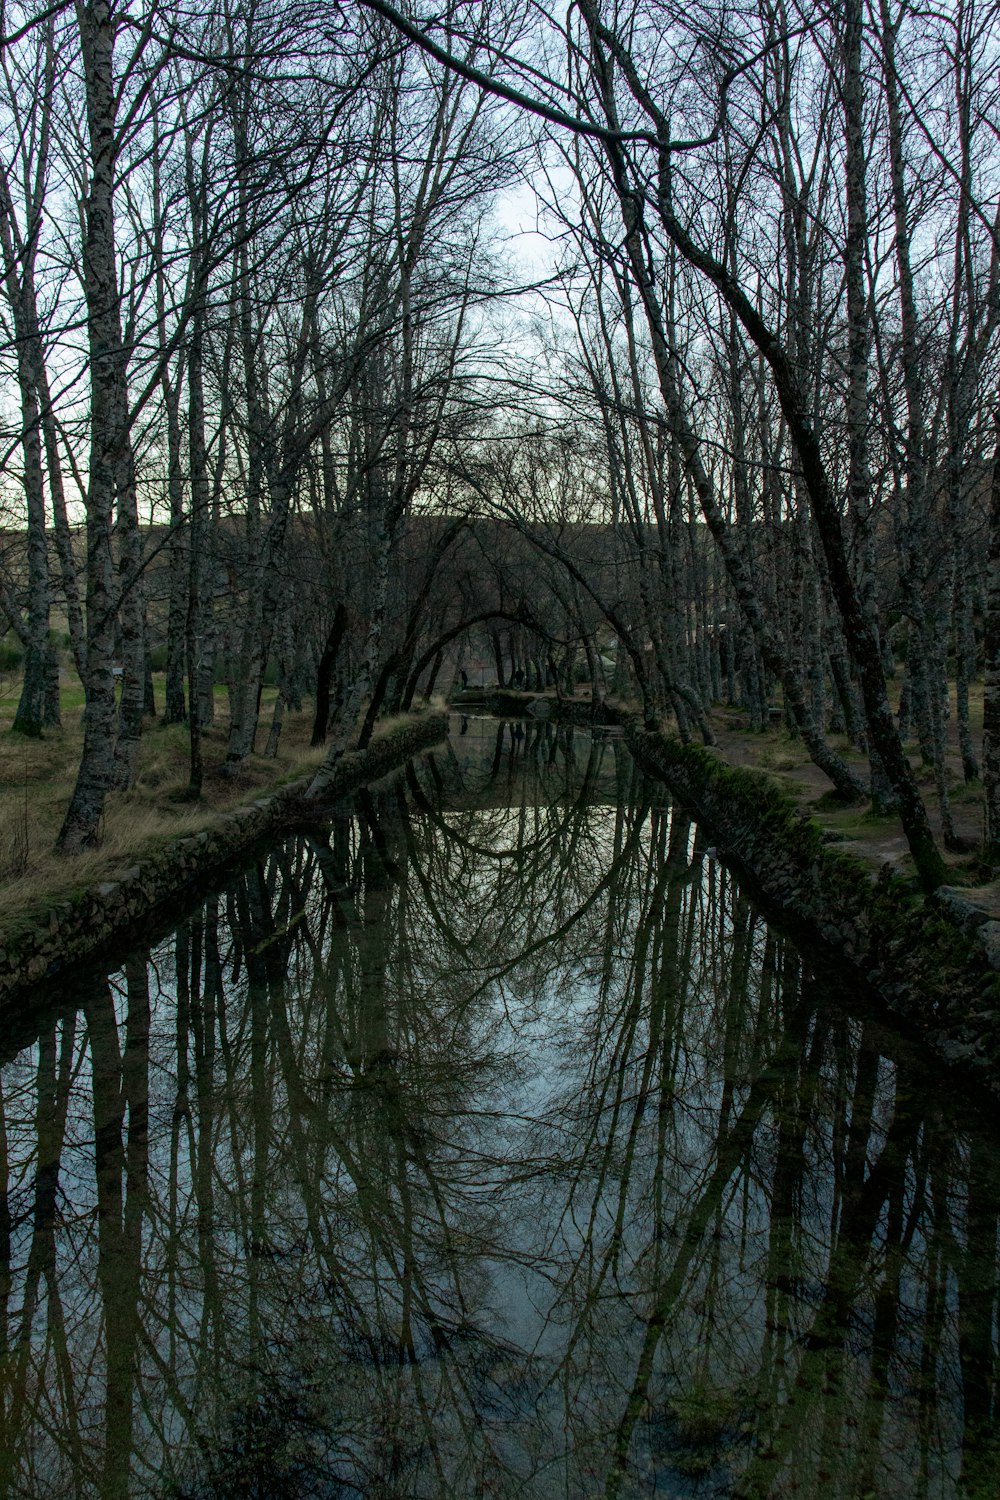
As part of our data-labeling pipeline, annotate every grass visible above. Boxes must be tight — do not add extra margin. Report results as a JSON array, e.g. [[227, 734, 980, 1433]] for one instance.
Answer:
[[811, 806, 904, 841], [711, 681, 991, 884], [0, 673, 329, 930]]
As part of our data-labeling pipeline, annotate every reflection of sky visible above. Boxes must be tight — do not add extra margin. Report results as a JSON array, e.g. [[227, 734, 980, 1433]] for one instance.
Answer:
[[0, 729, 995, 1497]]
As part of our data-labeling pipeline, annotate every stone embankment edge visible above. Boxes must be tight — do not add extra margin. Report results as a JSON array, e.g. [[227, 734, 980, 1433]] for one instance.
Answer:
[[0, 711, 448, 1007], [392, 694, 1000, 1084], [623, 725, 1000, 1088], [455, 690, 625, 725]]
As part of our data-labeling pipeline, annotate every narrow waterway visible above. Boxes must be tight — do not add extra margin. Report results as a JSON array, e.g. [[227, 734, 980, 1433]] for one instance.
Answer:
[[1, 719, 998, 1499]]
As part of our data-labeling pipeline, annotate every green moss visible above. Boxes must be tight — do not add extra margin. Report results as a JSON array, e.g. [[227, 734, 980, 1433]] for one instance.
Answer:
[[949, 778, 983, 802], [624, 723, 1000, 1068], [0, 711, 448, 1003], [817, 808, 901, 837]]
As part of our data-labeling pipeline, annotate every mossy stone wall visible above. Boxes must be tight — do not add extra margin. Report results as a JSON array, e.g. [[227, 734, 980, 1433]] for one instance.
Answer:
[[0, 712, 448, 1007], [626, 727, 1000, 1088]]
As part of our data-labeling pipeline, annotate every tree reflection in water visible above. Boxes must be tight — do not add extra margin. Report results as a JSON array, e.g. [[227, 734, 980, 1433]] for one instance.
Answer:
[[0, 718, 998, 1498]]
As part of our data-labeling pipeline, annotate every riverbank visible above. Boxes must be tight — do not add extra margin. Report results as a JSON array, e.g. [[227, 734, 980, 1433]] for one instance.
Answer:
[[0, 688, 325, 923], [0, 711, 448, 1007], [626, 724, 1000, 1092], [462, 691, 1000, 1090], [459, 687, 991, 879]]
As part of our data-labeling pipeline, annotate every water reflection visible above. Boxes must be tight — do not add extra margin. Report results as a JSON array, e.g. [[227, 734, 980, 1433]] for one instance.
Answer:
[[1, 719, 998, 1498]]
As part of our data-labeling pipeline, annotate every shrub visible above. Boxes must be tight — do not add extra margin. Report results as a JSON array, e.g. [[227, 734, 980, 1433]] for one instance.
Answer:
[[0, 636, 24, 672]]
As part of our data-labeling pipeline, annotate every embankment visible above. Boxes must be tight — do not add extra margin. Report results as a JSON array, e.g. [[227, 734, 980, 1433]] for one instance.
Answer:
[[0, 711, 447, 1007], [625, 725, 1000, 1089], [454, 690, 628, 726], [474, 692, 1000, 1085]]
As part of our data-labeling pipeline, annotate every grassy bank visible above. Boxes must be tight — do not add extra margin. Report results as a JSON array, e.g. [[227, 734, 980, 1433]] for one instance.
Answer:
[[707, 684, 993, 902], [625, 723, 1000, 1088], [0, 708, 449, 1004], [474, 680, 994, 892], [0, 674, 432, 931]]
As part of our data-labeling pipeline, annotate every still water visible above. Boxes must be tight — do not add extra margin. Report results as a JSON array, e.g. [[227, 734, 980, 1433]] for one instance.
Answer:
[[1, 719, 998, 1499]]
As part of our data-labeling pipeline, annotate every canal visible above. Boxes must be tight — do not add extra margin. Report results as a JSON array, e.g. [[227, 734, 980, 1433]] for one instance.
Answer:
[[0, 718, 997, 1498]]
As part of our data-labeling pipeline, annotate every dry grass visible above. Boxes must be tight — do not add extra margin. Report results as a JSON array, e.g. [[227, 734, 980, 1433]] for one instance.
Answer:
[[712, 681, 990, 880], [374, 699, 447, 740], [0, 680, 331, 930]]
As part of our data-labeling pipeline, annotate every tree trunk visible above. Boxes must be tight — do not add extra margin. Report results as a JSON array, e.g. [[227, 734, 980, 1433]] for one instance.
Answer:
[[185, 287, 210, 800], [955, 574, 980, 781], [1, 186, 52, 738], [162, 377, 188, 724], [58, 0, 130, 852], [306, 520, 393, 800], [110, 469, 146, 790], [981, 409, 1000, 858], [311, 603, 349, 746]]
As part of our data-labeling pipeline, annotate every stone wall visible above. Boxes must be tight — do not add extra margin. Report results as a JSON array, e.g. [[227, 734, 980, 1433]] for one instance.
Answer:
[[625, 727, 1000, 1089], [0, 712, 448, 1008], [465, 698, 1000, 1083], [477, 698, 1000, 1084], [456, 691, 630, 727]]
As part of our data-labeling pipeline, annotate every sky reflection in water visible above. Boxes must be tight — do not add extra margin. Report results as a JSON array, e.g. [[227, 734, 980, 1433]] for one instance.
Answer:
[[1, 717, 998, 1499]]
